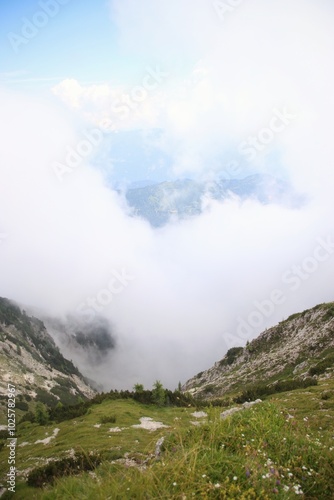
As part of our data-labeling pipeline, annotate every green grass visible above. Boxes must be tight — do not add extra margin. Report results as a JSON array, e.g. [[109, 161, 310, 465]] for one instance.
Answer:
[[1, 376, 334, 499]]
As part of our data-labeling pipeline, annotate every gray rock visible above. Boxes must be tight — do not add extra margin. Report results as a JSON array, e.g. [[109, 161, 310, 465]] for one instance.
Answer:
[[220, 399, 262, 419]]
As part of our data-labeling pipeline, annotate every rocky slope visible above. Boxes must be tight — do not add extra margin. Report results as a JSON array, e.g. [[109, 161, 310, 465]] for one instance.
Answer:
[[182, 302, 334, 398], [0, 297, 95, 411]]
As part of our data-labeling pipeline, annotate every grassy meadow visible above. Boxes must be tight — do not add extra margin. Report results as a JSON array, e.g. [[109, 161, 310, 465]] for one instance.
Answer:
[[0, 375, 333, 499]]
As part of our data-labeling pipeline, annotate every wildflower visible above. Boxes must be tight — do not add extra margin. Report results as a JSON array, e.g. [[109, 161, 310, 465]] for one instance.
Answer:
[[283, 485, 290, 492], [293, 485, 303, 495], [272, 488, 278, 494], [214, 483, 221, 488], [202, 474, 206, 478], [173, 482, 177, 486], [288, 472, 293, 477], [245, 469, 251, 478], [233, 476, 238, 481]]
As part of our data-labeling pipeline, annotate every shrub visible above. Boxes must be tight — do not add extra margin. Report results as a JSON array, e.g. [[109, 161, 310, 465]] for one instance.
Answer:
[[133, 383, 144, 393], [309, 355, 334, 376], [0, 430, 8, 440], [323, 305, 334, 322], [49, 402, 89, 423], [235, 377, 317, 403], [321, 390, 333, 400], [16, 401, 29, 411], [203, 384, 216, 394], [27, 452, 102, 487], [35, 388, 58, 407], [220, 347, 243, 367], [35, 402, 49, 425], [19, 411, 35, 424], [50, 385, 79, 406], [99, 415, 117, 424], [152, 380, 166, 406]]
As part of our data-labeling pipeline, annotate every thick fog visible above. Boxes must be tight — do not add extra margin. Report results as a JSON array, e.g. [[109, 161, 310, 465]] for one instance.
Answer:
[[0, 0, 333, 389]]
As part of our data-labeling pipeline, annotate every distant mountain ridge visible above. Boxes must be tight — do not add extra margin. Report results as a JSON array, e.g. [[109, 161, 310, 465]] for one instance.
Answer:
[[125, 174, 303, 227], [182, 301, 334, 399], [0, 298, 95, 409]]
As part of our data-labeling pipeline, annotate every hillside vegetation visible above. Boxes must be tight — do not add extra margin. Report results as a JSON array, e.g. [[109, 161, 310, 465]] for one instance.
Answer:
[[0, 374, 333, 499]]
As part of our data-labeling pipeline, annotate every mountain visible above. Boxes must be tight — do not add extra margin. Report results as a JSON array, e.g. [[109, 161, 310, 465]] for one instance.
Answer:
[[0, 298, 95, 408], [43, 315, 116, 391], [125, 174, 304, 227], [182, 301, 334, 399]]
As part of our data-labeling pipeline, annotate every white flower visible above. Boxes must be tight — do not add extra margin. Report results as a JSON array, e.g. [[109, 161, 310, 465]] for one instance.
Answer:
[[283, 485, 290, 492], [202, 474, 206, 478], [293, 485, 303, 495], [233, 476, 238, 481], [173, 482, 177, 486], [214, 483, 221, 488]]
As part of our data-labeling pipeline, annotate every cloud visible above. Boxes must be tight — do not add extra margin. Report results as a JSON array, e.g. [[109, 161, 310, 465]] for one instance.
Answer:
[[1, 0, 334, 390], [52, 72, 168, 132]]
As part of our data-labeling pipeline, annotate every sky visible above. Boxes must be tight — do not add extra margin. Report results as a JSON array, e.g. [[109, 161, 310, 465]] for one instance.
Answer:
[[0, 0, 334, 390]]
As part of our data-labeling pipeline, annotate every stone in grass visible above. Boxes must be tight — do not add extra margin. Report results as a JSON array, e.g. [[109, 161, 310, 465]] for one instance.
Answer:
[[220, 399, 262, 420], [191, 411, 208, 418]]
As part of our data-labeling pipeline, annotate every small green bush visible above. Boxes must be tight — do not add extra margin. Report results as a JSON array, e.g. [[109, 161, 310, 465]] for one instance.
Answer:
[[99, 415, 117, 424], [220, 347, 243, 367], [235, 377, 317, 403], [309, 355, 334, 376], [27, 452, 102, 487], [19, 411, 36, 424], [16, 401, 29, 411]]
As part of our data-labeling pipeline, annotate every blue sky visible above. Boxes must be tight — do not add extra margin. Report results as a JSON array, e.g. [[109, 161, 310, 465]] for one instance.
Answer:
[[0, 0, 133, 87], [1, 0, 333, 185]]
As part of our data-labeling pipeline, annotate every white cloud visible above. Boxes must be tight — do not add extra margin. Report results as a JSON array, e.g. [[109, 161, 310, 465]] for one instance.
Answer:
[[1, 0, 334, 389]]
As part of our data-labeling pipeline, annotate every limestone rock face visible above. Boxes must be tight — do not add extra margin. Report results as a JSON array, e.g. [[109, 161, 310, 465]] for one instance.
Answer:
[[183, 302, 334, 399], [0, 297, 95, 407]]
